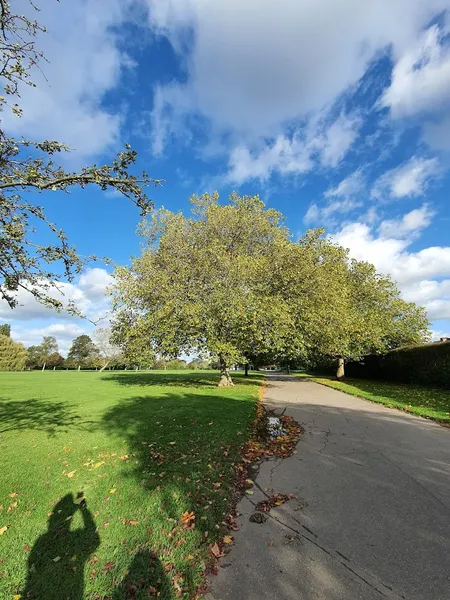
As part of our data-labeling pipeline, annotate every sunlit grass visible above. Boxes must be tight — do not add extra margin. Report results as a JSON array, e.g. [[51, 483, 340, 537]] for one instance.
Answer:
[[0, 370, 262, 599], [294, 371, 450, 422]]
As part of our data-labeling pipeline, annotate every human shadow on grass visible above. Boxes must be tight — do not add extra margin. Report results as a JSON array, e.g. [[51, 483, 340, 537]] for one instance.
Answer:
[[22, 493, 100, 600], [0, 398, 83, 435], [102, 391, 258, 598], [102, 371, 261, 388]]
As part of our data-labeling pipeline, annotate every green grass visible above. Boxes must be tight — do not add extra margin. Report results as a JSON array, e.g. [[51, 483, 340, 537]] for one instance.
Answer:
[[294, 371, 450, 422], [0, 370, 262, 599]]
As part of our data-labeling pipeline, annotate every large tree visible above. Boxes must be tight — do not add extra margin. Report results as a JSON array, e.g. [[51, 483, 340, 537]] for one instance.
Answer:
[[294, 232, 430, 378], [26, 335, 59, 370], [0, 1, 160, 314], [111, 195, 429, 384], [0, 333, 27, 370], [111, 193, 303, 386], [67, 334, 98, 368]]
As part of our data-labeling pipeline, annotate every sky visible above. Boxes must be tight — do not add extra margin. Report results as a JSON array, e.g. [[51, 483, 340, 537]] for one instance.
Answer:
[[2, 0, 450, 355]]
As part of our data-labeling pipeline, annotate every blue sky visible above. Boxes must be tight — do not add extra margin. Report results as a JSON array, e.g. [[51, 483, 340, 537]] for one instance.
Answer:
[[2, 0, 450, 354]]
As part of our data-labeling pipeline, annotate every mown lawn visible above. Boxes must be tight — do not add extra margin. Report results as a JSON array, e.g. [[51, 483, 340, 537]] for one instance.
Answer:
[[0, 370, 262, 599], [294, 372, 450, 422]]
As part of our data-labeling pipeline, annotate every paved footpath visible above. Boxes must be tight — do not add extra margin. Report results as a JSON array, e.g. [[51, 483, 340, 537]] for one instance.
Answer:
[[207, 374, 450, 600]]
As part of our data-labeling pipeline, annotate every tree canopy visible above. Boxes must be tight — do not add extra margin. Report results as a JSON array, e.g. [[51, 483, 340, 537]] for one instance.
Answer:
[[0, 1, 161, 314], [0, 333, 27, 370], [67, 335, 98, 368], [0, 323, 10, 336], [26, 335, 59, 369], [111, 192, 430, 385]]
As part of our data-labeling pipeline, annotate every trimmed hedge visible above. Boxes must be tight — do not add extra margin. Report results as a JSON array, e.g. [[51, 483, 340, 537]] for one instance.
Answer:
[[346, 341, 450, 388]]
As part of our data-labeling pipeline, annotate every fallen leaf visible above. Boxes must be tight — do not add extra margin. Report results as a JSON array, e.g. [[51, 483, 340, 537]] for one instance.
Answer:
[[223, 535, 233, 545], [93, 461, 105, 469], [120, 455, 129, 461], [9, 492, 18, 498], [267, 541, 274, 547], [169, 441, 176, 445], [101, 562, 115, 573], [0, 526, 7, 536], [211, 542, 221, 558], [148, 587, 158, 596], [109, 489, 117, 494], [53, 556, 61, 562], [67, 470, 77, 478], [23, 544, 30, 551], [13, 595, 22, 600], [7, 502, 18, 512], [128, 520, 139, 526], [187, 554, 194, 560], [73, 496, 85, 505], [245, 490, 254, 495]]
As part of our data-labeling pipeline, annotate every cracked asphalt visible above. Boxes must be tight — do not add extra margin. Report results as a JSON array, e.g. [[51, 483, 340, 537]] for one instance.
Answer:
[[207, 374, 450, 600]]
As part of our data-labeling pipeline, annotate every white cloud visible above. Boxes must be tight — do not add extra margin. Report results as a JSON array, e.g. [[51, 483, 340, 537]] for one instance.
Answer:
[[378, 204, 434, 238], [147, 0, 450, 179], [1, 268, 114, 355], [371, 157, 439, 200], [2, 0, 137, 159], [226, 112, 360, 184], [325, 169, 366, 200], [0, 268, 113, 322], [11, 323, 90, 357], [380, 24, 450, 119], [333, 209, 450, 320]]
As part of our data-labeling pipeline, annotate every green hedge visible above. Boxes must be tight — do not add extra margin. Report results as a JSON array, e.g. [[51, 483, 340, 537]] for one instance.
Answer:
[[346, 341, 450, 388]]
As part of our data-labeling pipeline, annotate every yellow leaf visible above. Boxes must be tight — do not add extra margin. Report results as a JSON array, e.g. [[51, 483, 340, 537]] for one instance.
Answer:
[[187, 554, 194, 560], [53, 556, 61, 562], [109, 489, 117, 494], [67, 470, 77, 478], [93, 461, 105, 469], [223, 535, 233, 545], [73, 496, 85, 505], [13, 595, 22, 600], [0, 526, 7, 535], [71, 555, 77, 561]]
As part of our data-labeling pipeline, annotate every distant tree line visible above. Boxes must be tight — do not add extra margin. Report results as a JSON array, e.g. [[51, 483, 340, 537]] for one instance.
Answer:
[[0, 325, 213, 371]]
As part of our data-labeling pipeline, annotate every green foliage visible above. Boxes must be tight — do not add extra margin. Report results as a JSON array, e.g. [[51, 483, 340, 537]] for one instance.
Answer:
[[112, 193, 430, 385], [112, 192, 306, 385], [26, 335, 59, 368], [346, 340, 450, 389], [0, 323, 11, 336], [67, 335, 98, 367], [0, 1, 161, 314], [0, 333, 27, 370]]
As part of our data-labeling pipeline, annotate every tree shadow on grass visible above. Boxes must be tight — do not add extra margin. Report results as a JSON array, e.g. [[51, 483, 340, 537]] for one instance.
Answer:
[[101, 371, 262, 389], [0, 398, 83, 436], [113, 549, 170, 600], [102, 390, 258, 598]]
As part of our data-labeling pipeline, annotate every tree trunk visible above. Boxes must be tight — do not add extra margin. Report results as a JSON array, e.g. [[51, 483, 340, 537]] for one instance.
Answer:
[[99, 359, 111, 373], [244, 363, 249, 377], [78, 365, 81, 371], [218, 358, 234, 387], [41, 362, 46, 372], [336, 357, 345, 379]]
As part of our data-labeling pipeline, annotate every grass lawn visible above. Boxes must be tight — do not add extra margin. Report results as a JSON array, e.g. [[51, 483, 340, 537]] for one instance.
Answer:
[[0, 370, 262, 599], [294, 371, 450, 422]]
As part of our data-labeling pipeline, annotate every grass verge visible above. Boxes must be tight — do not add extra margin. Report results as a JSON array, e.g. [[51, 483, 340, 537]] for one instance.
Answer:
[[0, 370, 262, 599], [294, 372, 450, 423]]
